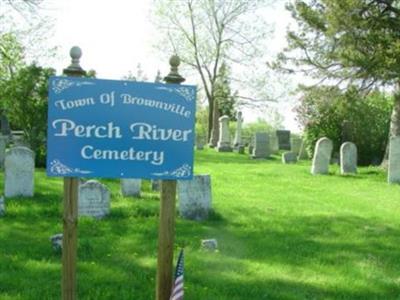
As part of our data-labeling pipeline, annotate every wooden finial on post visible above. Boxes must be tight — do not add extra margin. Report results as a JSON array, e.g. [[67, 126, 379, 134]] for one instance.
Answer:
[[156, 55, 185, 300], [63, 46, 86, 77], [62, 46, 86, 300], [163, 55, 185, 84]]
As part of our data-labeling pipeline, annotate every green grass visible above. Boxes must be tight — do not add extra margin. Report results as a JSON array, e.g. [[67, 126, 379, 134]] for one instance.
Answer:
[[0, 149, 399, 299]]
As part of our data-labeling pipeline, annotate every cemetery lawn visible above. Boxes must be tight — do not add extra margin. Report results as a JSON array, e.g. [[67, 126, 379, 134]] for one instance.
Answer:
[[0, 149, 400, 300]]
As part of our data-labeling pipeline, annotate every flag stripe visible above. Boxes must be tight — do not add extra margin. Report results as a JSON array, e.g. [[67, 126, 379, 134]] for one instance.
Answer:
[[169, 249, 184, 300], [171, 290, 183, 300]]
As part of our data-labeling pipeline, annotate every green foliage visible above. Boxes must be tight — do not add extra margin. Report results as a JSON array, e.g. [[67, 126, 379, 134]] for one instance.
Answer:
[[296, 86, 392, 165], [214, 63, 237, 119], [0, 33, 25, 86], [154, 0, 271, 139], [195, 105, 209, 143], [279, 0, 400, 86], [1, 64, 55, 166], [275, 0, 400, 155], [241, 118, 274, 145], [85, 69, 97, 78], [1, 152, 400, 299]]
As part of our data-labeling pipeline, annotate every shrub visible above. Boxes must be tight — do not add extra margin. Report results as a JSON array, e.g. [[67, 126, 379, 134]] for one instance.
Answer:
[[296, 86, 392, 165], [1, 64, 55, 167]]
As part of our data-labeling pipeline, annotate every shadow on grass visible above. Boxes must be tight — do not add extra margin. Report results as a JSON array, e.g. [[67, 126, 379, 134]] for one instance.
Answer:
[[188, 273, 393, 300], [172, 212, 400, 299]]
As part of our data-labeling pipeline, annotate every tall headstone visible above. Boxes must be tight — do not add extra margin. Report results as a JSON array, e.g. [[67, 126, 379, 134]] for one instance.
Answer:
[[178, 175, 212, 220], [233, 111, 243, 149], [388, 136, 400, 184], [311, 137, 333, 175], [217, 115, 232, 152], [269, 133, 279, 154], [340, 142, 357, 175], [298, 139, 309, 160], [0, 135, 7, 168], [252, 132, 269, 159], [276, 130, 291, 150], [291, 137, 302, 155], [4, 146, 35, 197], [121, 179, 141, 197], [78, 180, 110, 218]]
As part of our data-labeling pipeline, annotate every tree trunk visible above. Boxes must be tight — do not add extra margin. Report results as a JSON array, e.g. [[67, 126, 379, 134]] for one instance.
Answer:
[[381, 85, 400, 168], [207, 99, 214, 142], [209, 100, 220, 147]]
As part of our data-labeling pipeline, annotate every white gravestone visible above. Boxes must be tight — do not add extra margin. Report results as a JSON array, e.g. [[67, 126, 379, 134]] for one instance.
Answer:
[[121, 179, 141, 197], [311, 137, 333, 175], [233, 111, 243, 149], [340, 142, 357, 175], [282, 152, 297, 164], [217, 115, 232, 152], [4, 146, 35, 197], [388, 136, 400, 184], [252, 132, 270, 159], [79, 180, 110, 218], [0, 135, 7, 168], [178, 175, 212, 220]]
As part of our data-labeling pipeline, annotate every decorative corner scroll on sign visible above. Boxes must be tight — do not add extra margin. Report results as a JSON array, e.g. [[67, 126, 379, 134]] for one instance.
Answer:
[[50, 160, 92, 175], [156, 86, 195, 102], [152, 164, 192, 178], [52, 78, 95, 94]]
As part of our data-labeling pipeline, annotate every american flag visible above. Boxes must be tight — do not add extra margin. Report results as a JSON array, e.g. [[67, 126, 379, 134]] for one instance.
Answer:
[[170, 249, 184, 300]]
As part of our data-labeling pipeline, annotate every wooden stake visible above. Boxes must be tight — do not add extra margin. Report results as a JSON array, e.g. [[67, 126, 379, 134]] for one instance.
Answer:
[[61, 46, 86, 300], [62, 177, 79, 300], [156, 55, 185, 300], [156, 180, 177, 300]]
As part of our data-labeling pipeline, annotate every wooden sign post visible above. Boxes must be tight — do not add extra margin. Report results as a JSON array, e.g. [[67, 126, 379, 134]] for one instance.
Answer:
[[61, 47, 86, 300], [156, 56, 185, 300], [51, 50, 193, 300]]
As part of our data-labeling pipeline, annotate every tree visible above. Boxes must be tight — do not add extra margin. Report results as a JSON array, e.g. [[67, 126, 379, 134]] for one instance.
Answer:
[[295, 85, 392, 164], [0, 33, 25, 86], [1, 64, 55, 166], [154, 0, 272, 146], [274, 0, 400, 164], [214, 62, 237, 119], [1, 0, 56, 68]]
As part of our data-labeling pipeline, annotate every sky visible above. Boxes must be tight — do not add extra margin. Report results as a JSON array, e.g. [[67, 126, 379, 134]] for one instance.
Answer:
[[7, 0, 301, 132]]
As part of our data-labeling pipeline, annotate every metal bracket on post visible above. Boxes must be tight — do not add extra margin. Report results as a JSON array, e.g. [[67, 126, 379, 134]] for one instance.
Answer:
[[156, 55, 185, 300]]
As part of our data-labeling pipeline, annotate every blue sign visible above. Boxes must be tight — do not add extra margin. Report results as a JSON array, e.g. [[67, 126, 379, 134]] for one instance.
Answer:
[[46, 76, 196, 180]]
